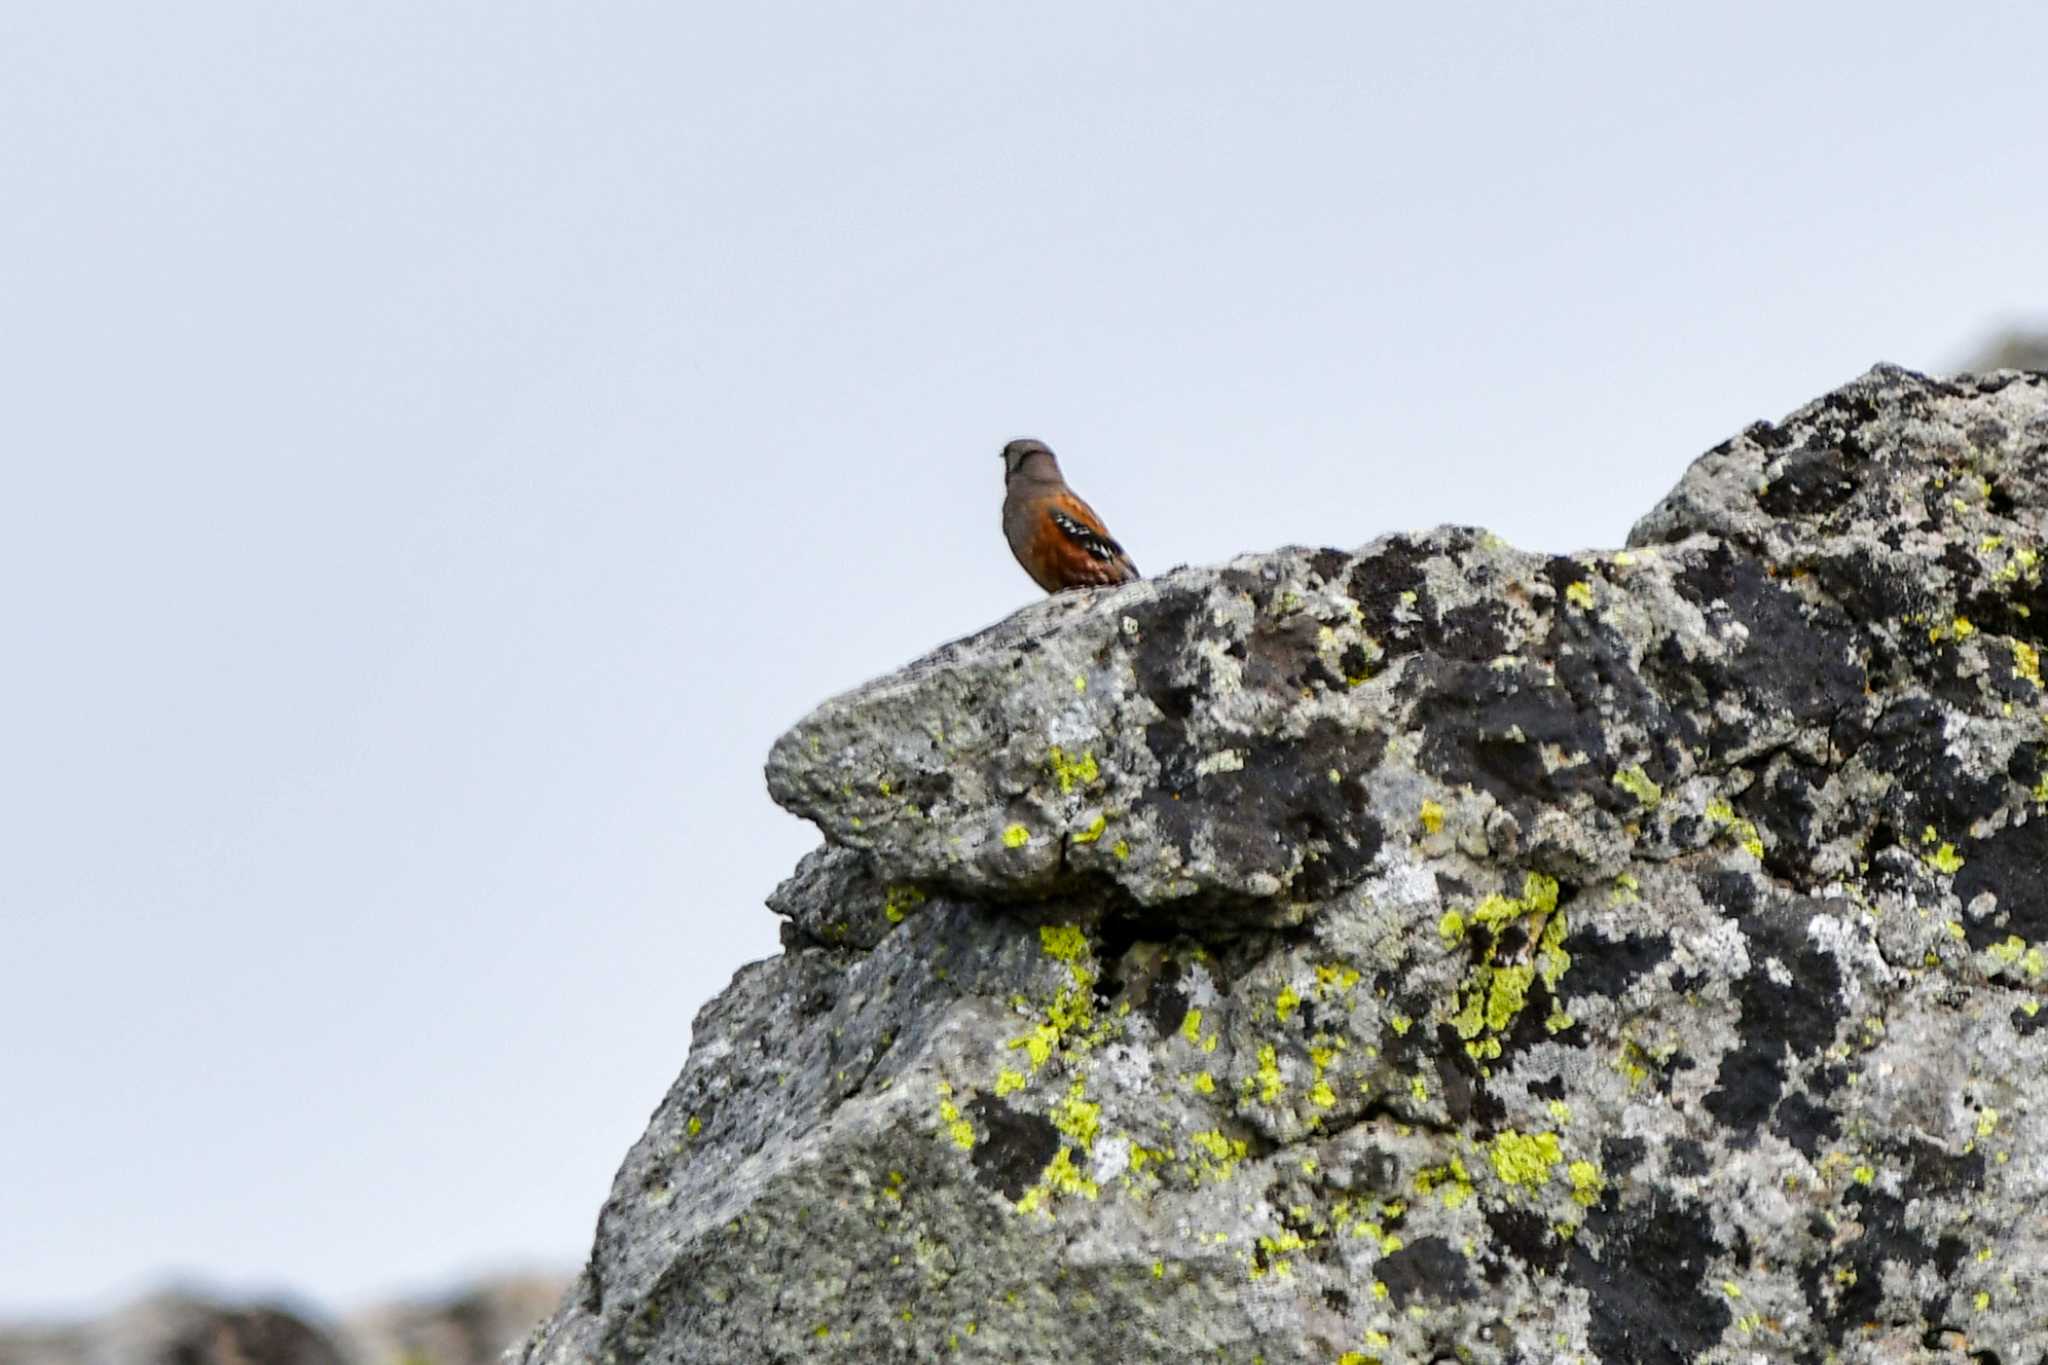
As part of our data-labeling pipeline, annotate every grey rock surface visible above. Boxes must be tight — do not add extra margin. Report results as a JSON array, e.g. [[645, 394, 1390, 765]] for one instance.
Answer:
[[521, 366, 2048, 1364]]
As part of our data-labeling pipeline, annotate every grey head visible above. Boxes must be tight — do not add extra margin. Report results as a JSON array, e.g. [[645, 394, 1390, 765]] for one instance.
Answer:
[[1000, 437, 1062, 484]]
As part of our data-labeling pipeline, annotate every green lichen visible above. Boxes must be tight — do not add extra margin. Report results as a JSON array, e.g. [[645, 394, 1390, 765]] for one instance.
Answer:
[[1612, 764, 1663, 808], [1052, 1079, 1100, 1149], [1187, 1128, 1249, 1182], [2015, 640, 2043, 689], [1254, 1043, 1284, 1103], [1040, 924, 1088, 964], [1414, 1156, 1474, 1209], [935, 1083, 975, 1151], [1008, 1023, 1058, 1068], [1489, 1129, 1561, 1187], [882, 884, 926, 924], [1449, 873, 1569, 1060], [1004, 924, 1107, 1072], [1705, 797, 1765, 859], [1013, 1146, 1099, 1214], [1314, 962, 1360, 995], [1047, 746, 1100, 794]]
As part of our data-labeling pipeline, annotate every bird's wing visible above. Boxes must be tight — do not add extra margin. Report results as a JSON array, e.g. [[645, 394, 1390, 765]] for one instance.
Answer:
[[1047, 495, 1134, 571]]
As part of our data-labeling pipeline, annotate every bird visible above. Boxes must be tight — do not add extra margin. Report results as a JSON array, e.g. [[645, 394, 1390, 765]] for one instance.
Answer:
[[1000, 438, 1141, 593]]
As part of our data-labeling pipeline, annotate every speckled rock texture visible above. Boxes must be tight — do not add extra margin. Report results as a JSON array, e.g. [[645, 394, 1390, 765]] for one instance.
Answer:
[[519, 366, 2048, 1365]]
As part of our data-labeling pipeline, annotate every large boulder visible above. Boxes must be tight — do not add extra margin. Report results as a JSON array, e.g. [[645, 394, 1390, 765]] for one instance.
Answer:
[[520, 366, 2048, 1364]]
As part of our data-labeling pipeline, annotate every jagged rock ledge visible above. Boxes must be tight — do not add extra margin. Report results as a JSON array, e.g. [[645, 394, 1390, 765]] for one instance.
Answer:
[[521, 366, 2048, 1364]]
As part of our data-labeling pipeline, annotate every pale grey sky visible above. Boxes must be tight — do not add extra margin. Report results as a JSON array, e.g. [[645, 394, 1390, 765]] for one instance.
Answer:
[[3, 0, 2043, 1319]]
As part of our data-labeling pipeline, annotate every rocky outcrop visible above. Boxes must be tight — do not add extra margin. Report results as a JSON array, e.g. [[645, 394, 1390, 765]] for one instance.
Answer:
[[520, 366, 2048, 1364]]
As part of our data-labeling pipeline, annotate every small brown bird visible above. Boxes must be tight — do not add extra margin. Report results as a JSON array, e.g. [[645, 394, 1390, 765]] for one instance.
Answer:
[[1000, 438, 1141, 593]]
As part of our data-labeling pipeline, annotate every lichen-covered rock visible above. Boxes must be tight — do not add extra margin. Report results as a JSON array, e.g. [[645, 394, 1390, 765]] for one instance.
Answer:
[[519, 366, 2048, 1365]]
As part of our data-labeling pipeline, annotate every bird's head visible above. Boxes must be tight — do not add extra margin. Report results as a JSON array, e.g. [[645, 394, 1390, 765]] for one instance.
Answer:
[[1000, 438, 1061, 483]]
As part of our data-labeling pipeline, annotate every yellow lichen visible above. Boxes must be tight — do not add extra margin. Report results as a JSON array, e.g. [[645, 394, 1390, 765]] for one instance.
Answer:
[[1705, 798, 1764, 859], [1489, 1129, 1562, 1187], [1255, 1044, 1284, 1103], [1564, 580, 1595, 610], [2015, 640, 2043, 689], [1013, 1146, 1099, 1213], [1002, 823, 1030, 848], [1419, 798, 1445, 834], [1009, 1022, 1058, 1069], [1274, 985, 1302, 1022], [1612, 764, 1662, 808], [882, 884, 926, 924], [1052, 1080, 1100, 1150], [1449, 873, 1569, 1059], [1314, 962, 1361, 995], [1047, 747, 1100, 794], [1414, 1156, 1474, 1209], [1071, 813, 1108, 844], [935, 1084, 976, 1151], [1040, 923, 1089, 964]]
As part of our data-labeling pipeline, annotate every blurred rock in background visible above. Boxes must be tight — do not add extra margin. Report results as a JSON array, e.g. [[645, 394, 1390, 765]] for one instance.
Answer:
[[0, 1276, 570, 1365], [1962, 326, 2048, 371], [343, 1276, 569, 1365]]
